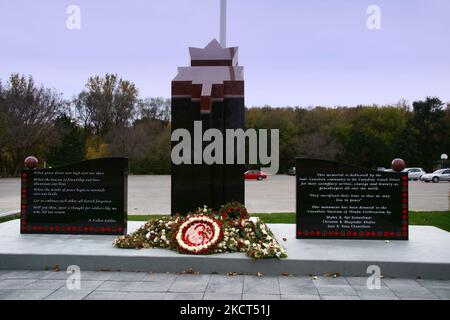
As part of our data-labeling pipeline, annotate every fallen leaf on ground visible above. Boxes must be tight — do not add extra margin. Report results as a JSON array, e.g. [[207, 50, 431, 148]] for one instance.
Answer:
[[181, 268, 198, 274]]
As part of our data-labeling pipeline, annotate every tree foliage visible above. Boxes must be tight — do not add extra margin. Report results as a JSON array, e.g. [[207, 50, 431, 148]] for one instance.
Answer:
[[411, 97, 447, 169], [0, 74, 65, 174], [75, 74, 138, 136], [0, 73, 448, 176], [45, 114, 85, 168]]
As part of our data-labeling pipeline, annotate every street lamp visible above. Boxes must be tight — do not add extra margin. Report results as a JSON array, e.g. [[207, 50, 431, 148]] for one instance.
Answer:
[[441, 153, 448, 168]]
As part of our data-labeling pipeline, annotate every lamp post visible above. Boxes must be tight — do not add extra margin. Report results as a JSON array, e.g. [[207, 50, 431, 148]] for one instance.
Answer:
[[441, 153, 448, 169]]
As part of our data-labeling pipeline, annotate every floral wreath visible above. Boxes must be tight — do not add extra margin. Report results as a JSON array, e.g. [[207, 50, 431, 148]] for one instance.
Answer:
[[175, 214, 223, 254]]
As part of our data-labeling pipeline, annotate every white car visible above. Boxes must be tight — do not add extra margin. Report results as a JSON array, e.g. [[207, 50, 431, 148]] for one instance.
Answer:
[[402, 167, 426, 181], [420, 169, 450, 183]]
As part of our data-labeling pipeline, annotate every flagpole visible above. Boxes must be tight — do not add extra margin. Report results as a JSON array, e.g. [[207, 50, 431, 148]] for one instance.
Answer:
[[220, 0, 227, 47]]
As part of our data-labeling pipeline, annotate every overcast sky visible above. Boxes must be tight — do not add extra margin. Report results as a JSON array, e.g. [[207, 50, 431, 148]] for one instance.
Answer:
[[0, 0, 449, 107]]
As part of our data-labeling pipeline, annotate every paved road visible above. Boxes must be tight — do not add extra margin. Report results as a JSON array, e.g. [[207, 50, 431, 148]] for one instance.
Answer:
[[1, 175, 449, 215], [0, 270, 449, 300]]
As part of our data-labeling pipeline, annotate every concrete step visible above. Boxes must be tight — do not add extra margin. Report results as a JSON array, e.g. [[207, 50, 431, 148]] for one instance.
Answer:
[[0, 221, 449, 279]]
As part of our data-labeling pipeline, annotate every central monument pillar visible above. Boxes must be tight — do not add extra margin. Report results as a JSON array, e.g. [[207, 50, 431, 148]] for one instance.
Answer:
[[171, 39, 245, 215]]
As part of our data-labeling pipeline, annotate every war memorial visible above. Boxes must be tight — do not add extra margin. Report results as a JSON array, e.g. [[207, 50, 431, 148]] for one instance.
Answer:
[[0, 1, 450, 306], [0, 41, 449, 282]]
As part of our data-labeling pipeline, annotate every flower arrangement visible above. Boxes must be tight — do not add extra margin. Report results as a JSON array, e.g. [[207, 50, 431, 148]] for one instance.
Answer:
[[113, 202, 287, 259], [218, 201, 249, 220], [174, 214, 223, 254]]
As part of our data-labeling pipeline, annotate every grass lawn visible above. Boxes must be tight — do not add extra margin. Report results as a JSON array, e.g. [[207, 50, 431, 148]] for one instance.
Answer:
[[129, 211, 450, 232], [409, 211, 450, 232], [128, 213, 296, 224], [0, 214, 19, 224], [2, 211, 448, 232]]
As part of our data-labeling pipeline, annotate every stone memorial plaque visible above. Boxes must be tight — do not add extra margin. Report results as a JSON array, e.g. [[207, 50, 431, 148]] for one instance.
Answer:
[[296, 159, 408, 240], [21, 158, 128, 235]]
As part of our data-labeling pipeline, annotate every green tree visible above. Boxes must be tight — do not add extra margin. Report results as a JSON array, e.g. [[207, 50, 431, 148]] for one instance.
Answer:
[[296, 107, 345, 163], [411, 97, 446, 170], [246, 106, 300, 172], [45, 115, 85, 167], [338, 106, 407, 168], [396, 123, 420, 166]]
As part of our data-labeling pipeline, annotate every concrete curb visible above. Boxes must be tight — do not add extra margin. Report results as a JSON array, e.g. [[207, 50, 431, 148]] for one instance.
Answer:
[[1, 254, 450, 279]]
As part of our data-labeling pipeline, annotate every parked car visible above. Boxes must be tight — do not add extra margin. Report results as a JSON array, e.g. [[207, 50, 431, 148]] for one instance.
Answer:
[[402, 167, 426, 181], [287, 167, 296, 176], [244, 170, 267, 181], [420, 169, 450, 183]]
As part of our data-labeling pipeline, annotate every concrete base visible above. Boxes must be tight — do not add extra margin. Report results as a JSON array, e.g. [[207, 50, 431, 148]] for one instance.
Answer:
[[1, 220, 450, 279]]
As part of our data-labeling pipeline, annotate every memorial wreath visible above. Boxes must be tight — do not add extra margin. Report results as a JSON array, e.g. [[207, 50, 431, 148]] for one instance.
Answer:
[[113, 202, 287, 259], [175, 214, 223, 254]]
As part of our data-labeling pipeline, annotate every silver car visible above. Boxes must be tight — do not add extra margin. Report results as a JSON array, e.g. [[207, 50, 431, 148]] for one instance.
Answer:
[[420, 169, 450, 183], [402, 167, 426, 181]]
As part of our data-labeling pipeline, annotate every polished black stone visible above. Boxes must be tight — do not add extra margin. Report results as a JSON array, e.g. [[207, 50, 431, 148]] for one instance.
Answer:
[[21, 157, 128, 235], [171, 98, 245, 215], [296, 158, 408, 240]]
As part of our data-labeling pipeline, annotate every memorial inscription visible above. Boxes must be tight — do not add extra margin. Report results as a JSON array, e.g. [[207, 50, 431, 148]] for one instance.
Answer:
[[296, 159, 408, 240], [21, 158, 128, 235]]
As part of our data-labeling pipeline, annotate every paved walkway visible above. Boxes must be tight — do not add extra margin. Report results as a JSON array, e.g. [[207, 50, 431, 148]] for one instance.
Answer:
[[1, 176, 449, 214], [0, 270, 449, 300]]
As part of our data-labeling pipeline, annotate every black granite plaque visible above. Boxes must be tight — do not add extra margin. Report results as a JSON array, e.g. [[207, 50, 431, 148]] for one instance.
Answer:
[[20, 158, 128, 235], [296, 159, 408, 240]]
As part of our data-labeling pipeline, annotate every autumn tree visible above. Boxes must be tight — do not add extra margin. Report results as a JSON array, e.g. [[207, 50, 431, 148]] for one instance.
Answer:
[[75, 74, 138, 136], [0, 74, 65, 174], [139, 97, 171, 121]]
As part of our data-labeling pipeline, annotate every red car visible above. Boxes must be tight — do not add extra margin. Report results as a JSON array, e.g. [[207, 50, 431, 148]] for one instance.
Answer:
[[244, 170, 267, 181]]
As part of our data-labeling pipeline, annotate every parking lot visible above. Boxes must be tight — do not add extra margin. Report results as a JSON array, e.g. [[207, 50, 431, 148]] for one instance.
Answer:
[[1, 175, 449, 215]]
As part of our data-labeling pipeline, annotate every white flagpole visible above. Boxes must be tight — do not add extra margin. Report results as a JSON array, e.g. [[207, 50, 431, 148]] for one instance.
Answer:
[[220, 0, 227, 47]]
